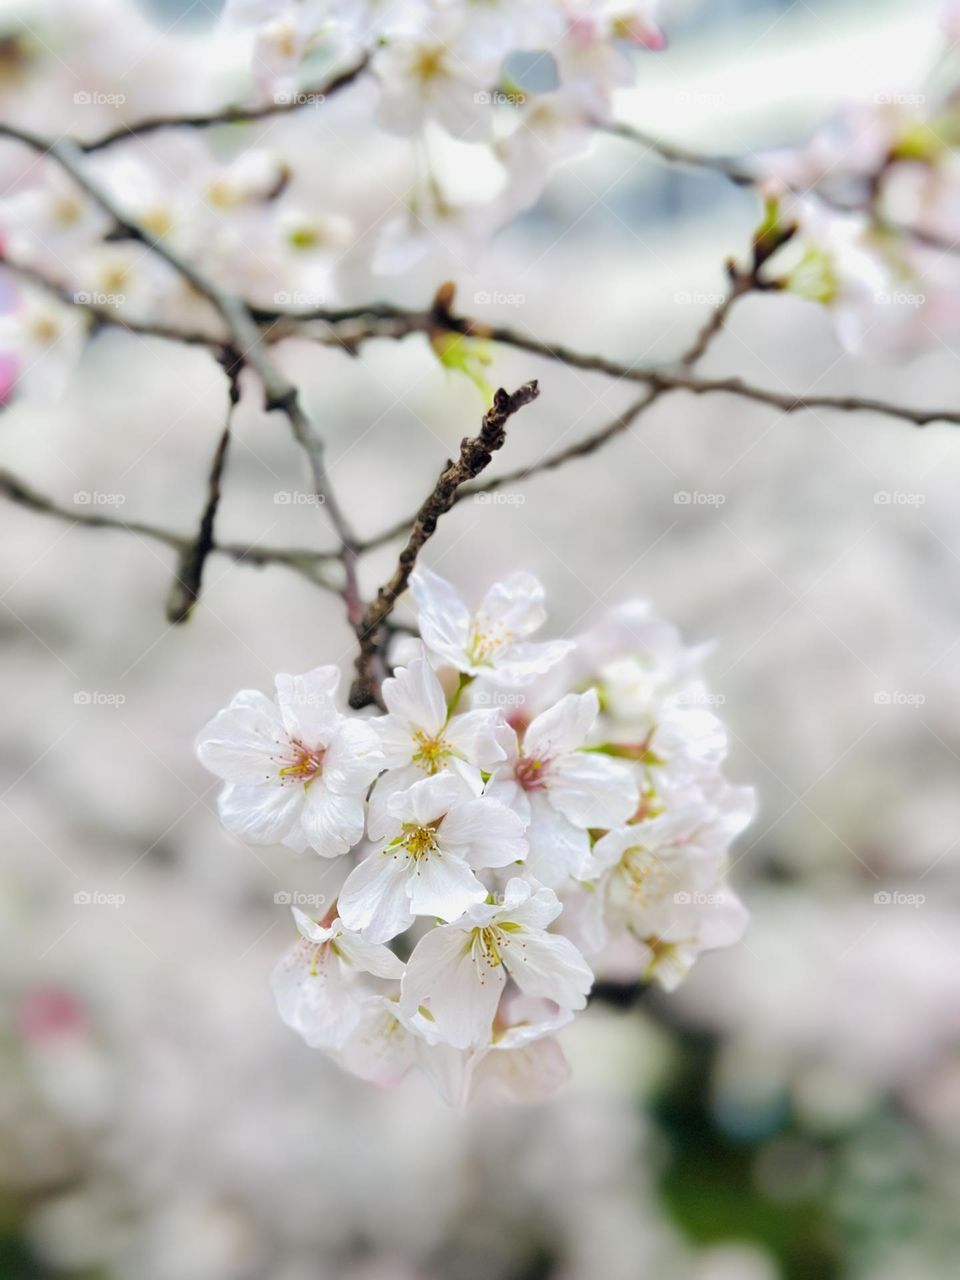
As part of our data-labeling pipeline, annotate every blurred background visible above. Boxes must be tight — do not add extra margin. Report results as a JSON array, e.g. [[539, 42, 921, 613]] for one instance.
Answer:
[[1, 0, 959, 1277]]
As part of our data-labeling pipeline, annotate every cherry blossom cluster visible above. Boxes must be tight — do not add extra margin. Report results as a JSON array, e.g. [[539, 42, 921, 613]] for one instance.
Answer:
[[225, 0, 666, 272], [752, 16, 960, 360], [196, 568, 752, 1106]]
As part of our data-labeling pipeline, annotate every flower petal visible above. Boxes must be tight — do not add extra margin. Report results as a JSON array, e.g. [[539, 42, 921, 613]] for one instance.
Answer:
[[274, 667, 341, 740], [548, 751, 639, 828], [381, 649, 447, 737], [338, 848, 415, 943], [524, 794, 591, 886], [523, 690, 598, 760], [270, 940, 363, 1050], [407, 850, 487, 920], [487, 639, 576, 686], [334, 927, 405, 979], [400, 925, 504, 1050], [444, 708, 508, 769], [410, 568, 471, 668], [196, 690, 286, 784], [439, 797, 527, 870], [217, 781, 303, 846], [477, 571, 547, 640], [386, 771, 472, 827], [502, 928, 593, 1010], [322, 718, 384, 795], [300, 784, 365, 858]]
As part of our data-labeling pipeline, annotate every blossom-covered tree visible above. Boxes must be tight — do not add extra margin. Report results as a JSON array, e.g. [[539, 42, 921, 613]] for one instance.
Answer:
[[2, 0, 957, 1105]]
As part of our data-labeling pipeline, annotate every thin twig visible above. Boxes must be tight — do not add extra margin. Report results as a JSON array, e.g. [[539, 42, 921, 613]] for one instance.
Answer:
[[0, 467, 338, 588], [348, 381, 541, 709], [165, 352, 241, 623], [77, 56, 370, 153], [0, 121, 364, 625], [599, 119, 960, 257]]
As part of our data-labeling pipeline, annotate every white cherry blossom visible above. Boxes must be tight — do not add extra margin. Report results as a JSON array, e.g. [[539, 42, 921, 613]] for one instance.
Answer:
[[373, 20, 499, 141], [400, 877, 593, 1049], [410, 567, 574, 685], [367, 645, 506, 837], [485, 689, 639, 886], [196, 666, 383, 857], [339, 772, 526, 942], [271, 907, 404, 1050]]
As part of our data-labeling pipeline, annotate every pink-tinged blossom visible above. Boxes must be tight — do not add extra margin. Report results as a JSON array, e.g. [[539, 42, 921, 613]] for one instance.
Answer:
[[485, 689, 639, 886], [196, 666, 383, 858]]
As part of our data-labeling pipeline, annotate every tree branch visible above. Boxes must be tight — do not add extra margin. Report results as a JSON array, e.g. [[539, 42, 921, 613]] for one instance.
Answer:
[[0, 121, 364, 627], [599, 119, 960, 257], [347, 380, 540, 709], [77, 56, 370, 153], [165, 352, 241, 623], [0, 467, 338, 588]]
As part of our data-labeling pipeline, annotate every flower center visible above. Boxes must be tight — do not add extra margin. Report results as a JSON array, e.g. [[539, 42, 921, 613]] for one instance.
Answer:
[[411, 45, 449, 85], [400, 822, 440, 859], [620, 847, 669, 906], [466, 617, 513, 666], [278, 738, 325, 786], [471, 925, 505, 971], [515, 754, 547, 791], [411, 728, 451, 774]]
